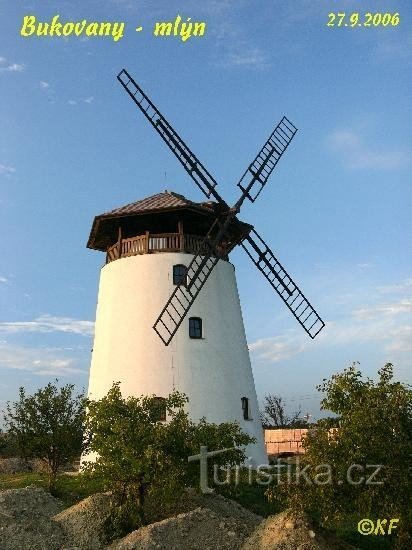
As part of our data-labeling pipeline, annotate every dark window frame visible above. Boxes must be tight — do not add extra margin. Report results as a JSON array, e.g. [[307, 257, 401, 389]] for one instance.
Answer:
[[241, 396, 251, 420], [173, 264, 187, 286], [189, 317, 203, 339]]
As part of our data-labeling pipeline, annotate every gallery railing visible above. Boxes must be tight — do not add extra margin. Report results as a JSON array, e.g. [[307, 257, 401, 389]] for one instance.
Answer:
[[106, 233, 207, 263]]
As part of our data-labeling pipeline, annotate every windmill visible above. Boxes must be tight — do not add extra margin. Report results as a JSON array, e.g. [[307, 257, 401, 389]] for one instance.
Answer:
[[84, 70, 325, 466], [117, 69, 325, 345]]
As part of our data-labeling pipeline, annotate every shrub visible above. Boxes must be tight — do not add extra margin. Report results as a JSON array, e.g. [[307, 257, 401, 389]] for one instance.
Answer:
[[82, 383, 254, 537], [267, 363, 412, 547], [4, 380, 87, 490]]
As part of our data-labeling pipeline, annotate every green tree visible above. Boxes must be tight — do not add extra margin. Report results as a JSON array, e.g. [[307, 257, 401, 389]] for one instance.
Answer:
[[0, 429, 19, 458], [269, 363, 412, 547], [82, 383, 254, 537], [4, 380, 87, 490], [0, 429, 6, 455]]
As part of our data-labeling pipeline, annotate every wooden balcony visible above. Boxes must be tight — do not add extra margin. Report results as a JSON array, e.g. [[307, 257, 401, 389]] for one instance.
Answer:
[[106, 232, 208, 263]]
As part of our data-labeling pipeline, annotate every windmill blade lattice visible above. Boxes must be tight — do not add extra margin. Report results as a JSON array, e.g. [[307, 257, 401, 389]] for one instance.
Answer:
[[236, 117, 297, 204], [117, 69, 226, 206], [242, 230, 325, 339], [117, 68, 325, 344], [153, 217, 236, 345], [153, 248, 220, 345]]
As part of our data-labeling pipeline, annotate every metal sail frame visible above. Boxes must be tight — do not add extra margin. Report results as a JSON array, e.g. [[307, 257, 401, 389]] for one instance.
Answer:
[[117, 68, 325, 344]]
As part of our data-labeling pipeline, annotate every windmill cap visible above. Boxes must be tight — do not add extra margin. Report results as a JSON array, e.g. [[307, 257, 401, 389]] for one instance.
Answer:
[[87, 190, 251, 251]]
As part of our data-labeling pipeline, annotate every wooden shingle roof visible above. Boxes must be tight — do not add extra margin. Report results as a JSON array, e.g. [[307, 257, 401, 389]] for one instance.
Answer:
[[87, 190, 252, 252], [87, 191, 226, 251], [102, 191, 213, 217]]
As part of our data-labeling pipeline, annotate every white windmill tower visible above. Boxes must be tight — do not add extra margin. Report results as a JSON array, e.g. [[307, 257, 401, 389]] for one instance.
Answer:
[[85, 70, 325, 466]]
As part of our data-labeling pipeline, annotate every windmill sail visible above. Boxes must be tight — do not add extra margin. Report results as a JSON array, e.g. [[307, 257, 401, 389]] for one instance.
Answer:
[[117, 69, 226, 206], [236, 117, 297, 204], [117, 69, 325, 345], [242, 229, 325, 339]]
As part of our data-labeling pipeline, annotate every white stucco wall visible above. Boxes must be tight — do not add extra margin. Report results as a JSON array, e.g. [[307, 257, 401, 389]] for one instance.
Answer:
[[87, 252, 267, 465]]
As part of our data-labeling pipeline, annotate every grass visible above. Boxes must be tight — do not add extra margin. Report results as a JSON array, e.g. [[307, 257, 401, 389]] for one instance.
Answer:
[[0, 472, 47, 491], [0, 472, 104, 507]]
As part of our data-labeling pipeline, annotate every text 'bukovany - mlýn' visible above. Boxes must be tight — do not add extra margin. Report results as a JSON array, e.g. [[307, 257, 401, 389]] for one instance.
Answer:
[[20, 15, 207, 42]]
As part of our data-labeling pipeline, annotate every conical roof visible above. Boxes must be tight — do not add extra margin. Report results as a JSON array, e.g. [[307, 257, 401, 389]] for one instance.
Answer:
[[103, 191, 212, 217]]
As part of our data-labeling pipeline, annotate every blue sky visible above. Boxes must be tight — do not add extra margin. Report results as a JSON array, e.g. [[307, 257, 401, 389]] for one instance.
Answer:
[[0, 0, 411, 420]]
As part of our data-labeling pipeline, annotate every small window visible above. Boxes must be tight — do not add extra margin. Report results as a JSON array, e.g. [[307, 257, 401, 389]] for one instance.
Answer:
[[152, 396, 166, 421], [241, 397, 250, 420], [173, 264, 187, 285], [189, 317, 202, 339]]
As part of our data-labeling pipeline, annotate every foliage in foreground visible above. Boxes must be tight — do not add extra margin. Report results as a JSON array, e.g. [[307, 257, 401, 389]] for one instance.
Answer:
[[0, 429, 19, 458], [3, 381, 87, 490], [82, 383, 254, 537], [268, 363, 412, 548]]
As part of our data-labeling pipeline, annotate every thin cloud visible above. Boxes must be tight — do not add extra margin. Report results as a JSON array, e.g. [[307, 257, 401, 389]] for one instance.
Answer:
[[67, 97, 95, 105], [386, 326, 412, 353], [0, 342, 84, 376], [210, 14, 270, 70], [223, 46, 269, 69], [213, 21, 270, 70], [377, 278, 412, 295], [0, 315, 94, 336], [249, 333, 306, 363], [353, 299, 412, 320], [0, 163, 16, 175], [38, 81, 55, 104], [322, 284, 412, 359], [0, 276, 8, 284], [329, 318, 412, 358], [0, 57, 24, 73], [249, 276, 412, 366], [325, 317, 392, 347], [327, 129, 408, 170]]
